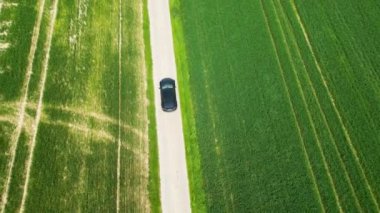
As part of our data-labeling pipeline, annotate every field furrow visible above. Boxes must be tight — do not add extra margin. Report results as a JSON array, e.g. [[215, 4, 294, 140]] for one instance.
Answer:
[[274, 1, 364, 210], [289, 1, 380, 209], [261, 1, 340, 211], [278, 2, 372, 211]]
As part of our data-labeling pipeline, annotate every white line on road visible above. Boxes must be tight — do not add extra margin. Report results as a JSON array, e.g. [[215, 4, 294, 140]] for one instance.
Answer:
[[147, 0, 191, 212]]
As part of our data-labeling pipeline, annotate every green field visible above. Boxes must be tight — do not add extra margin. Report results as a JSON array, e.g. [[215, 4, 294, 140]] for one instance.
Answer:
[[0, 0, 159, 212], [171, 0, 380, 211]]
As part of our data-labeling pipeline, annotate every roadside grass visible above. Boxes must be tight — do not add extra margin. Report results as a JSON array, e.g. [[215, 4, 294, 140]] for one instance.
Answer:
[[142, 0, 161, 212], [169, 0, 207, 212], [171, 0, 380, 211]]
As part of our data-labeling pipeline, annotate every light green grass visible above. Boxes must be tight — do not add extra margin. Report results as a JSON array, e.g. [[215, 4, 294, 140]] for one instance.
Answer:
[[0, 0, 157, 211], [170, 0, 207, 212], [0, 0, 49, 210]]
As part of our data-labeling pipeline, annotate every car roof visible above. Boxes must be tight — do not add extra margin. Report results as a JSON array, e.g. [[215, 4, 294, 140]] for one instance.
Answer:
[[160, 78, 174, 83], [160, 78, 175, 85], [160, 79, 177, 110]]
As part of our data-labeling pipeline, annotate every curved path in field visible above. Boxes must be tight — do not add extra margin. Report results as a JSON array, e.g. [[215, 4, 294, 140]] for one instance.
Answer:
[[147, 0, 191, 212]]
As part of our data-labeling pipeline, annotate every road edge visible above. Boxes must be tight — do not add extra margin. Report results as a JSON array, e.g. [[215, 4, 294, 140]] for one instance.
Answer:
[[143, 0, 162, 212]]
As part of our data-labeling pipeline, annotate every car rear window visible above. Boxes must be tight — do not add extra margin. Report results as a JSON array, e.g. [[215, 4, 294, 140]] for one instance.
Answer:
[[162, 84, 174, 89]]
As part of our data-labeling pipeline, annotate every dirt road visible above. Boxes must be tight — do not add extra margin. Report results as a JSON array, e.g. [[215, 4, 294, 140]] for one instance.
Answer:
[[147, 0, 191, 212]]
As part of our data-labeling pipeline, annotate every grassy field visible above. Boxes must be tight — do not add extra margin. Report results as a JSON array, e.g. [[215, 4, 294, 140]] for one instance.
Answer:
[[0, 0, 160, 212], [171, 0, 380, 211]]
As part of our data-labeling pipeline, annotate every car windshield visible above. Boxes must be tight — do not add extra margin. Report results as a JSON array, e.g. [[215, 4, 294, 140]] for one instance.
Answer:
[[162, 84, 174, 89]]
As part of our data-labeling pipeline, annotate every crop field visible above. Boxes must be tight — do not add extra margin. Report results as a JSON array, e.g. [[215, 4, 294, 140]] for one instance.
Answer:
[[171, 0, 380, 211], [0, 0, 159, 212]]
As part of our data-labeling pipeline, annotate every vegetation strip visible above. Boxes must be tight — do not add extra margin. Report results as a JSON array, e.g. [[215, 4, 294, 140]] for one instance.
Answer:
[[137, 1, 151, 210], [264, 1, 346, 211], [0, 0, 46, 211], [142, 0, 161, 211], [169, 0, 207, 211], [19, 0, 59, 211], [258, 0, 325, 211], [290, 1, 380, 210], [274, 1, 363, 210], [214, 1, 244, 210]]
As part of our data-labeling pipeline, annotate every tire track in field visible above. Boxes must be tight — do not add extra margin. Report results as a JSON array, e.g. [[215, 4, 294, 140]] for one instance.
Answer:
[[328, 1, 380, 96], [0, 116, 14, 124], [42, 104, 147, 140], [19, 0, 59, 211], [0, 102, 147, 141], [0, 101, 141, 145], [43, 119, 114, 140], [259, 0, 326, 211], [273, 1, 362, 210], [116, 0, 122, 210], [0, 0, 46, 211], [276, 0, 364, 207], [278, 0, 374, 209], [263, 1, 343, 211], [0, 102, 148, 140], [290, 1, 380, 210], [316, 2, 380, 141], [42, 120, 141, 154]]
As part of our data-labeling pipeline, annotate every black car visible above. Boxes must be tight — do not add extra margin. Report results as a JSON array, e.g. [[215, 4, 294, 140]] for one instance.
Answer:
[[159, 78, 177, 112]]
